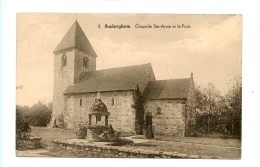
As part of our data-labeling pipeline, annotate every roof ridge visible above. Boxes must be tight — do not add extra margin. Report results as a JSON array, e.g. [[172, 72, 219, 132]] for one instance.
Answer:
[[91, 63, 151, 72], [73, 20, 78, 42], [157, 80, 167, 99], [154, 77, 191, 82]]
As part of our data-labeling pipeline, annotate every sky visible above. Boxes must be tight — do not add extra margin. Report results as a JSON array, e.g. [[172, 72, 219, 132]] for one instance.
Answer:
[[16, 13, 242, 106]]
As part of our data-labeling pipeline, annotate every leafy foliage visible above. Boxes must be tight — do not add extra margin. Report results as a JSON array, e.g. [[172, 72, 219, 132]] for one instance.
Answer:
[[195, 76, 242, 136], [132, 86, 146, 135], [16, 101, 53, 149], [53, 114, 65, 128], [108, 124, 115, 139], [195, 83, 223, 114], [16, 101, 53, 127], [16, 109, 31, 141], [108, 138, 134, 146], [75, 123, 88, 139], [145, 125, 154, 139]]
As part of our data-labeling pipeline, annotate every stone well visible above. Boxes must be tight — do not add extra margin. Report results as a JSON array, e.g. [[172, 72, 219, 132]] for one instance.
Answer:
[[86, 98, 112, 142]]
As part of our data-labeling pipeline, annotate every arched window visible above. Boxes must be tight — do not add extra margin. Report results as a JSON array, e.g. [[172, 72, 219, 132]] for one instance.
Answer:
[[157, 107, 161, 114], [83, 57, 89, 69], [111, 98, 114, 106], [62, 54, 67, 67]]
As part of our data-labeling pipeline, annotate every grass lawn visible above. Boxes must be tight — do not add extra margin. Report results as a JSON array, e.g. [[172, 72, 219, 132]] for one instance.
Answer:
[[134, 135, 241, 148], [130, 135, 241, 159], [30, 126, 75, 147], [128, 140, 240, 159], [29, 126, 241, 159]]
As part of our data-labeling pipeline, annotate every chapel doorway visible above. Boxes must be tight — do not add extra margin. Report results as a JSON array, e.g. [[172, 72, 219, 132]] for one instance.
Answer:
[[146, 116, 152, 128], [145, 112, 153, 128]]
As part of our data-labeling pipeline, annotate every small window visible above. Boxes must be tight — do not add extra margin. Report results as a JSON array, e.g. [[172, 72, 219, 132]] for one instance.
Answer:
[[80, 99, 82, 106], [111, 98, 114, 106], [157, 107, 161, 114], [62, 54, 67, 67], [83, 57, 89, 69]]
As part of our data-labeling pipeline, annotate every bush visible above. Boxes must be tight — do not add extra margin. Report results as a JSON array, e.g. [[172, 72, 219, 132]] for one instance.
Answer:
[[16, 109, 31, 142], [25, 102, 52, 126], [54, 114, 65, 128], [53, 118, 58, 128], [145, 125, 154, 139], [17, 102, 53, 127], [108, 124, 115, 139], [109, 138, 134, 146], [75, 123, 88, 139], [195, 111, 241, 136]]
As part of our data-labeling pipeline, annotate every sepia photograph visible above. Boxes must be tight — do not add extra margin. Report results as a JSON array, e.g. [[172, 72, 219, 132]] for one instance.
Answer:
[[16, 13, 242, 159]]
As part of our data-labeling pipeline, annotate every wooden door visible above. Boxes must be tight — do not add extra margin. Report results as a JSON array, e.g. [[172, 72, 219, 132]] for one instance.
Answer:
[[146, 116, 152, 128]]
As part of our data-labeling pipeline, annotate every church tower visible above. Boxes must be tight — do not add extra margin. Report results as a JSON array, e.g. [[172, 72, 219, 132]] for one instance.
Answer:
[[49, 20, 97, 127]]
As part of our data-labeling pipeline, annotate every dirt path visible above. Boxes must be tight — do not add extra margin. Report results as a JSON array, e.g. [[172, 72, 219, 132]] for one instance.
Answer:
[[16, 149, 49, 157], [124, 136, 241, 150], [169, 140, 241, 149]]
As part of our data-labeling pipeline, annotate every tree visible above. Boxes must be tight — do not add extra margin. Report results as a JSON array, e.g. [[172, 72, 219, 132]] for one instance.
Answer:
[[195, 83, 223, 133], [224, 76, 242, 135], [17, 101, 53, 127], [25, 101, 52, 126], [16, 107, 31, 143], [16, 85, 31, 145], [196, 84, 223, 113], [195, 77, 242, 137], [132, 86, 146, 135]]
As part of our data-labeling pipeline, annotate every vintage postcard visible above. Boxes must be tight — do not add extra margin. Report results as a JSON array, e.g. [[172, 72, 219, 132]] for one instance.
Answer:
[[16, 13, 242, 158]]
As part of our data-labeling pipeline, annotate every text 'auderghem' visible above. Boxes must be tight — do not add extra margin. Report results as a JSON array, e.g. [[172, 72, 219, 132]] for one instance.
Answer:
[[100, 24, 131, 29]]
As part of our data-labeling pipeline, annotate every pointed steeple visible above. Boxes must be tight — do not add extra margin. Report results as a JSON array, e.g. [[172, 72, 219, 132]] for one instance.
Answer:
[[54, 20, 97, 57]]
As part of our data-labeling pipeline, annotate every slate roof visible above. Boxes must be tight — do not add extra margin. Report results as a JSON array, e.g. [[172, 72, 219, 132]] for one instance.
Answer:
[[63, 63, 152, 94], [53, 20, 97, 57], [143, 78, 192, 99]]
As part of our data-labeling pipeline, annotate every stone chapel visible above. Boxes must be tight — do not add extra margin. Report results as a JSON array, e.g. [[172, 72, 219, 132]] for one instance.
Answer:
[[49, 20, 196, 137]]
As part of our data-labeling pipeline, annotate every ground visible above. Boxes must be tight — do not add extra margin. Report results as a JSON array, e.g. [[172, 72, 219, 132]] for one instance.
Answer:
[[16, 126, 241, 159]]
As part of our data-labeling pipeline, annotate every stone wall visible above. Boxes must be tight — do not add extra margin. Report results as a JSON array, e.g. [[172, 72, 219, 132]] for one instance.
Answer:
[[185, 79, 196, 136], [74, 50, 96, 82], [64, 91, 136, 132], [144, 99, 186, 136], [144, 79, 196, 137], [52, 139, 213, 158], [50, 48, 96, 128], [51, 49, 76, 127]]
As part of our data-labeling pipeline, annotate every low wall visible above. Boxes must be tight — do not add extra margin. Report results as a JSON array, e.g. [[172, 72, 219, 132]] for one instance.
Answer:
[[52, 139, 213, 159]]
